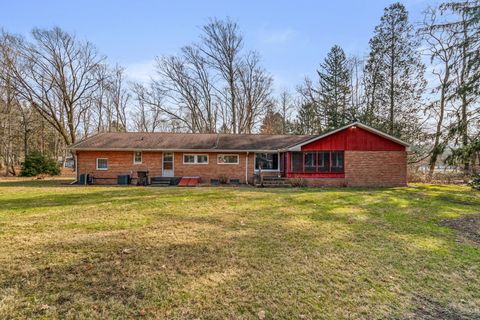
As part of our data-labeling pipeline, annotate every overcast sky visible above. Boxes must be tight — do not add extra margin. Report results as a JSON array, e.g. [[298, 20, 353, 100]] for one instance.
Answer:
[[1, 0, 433, 92]]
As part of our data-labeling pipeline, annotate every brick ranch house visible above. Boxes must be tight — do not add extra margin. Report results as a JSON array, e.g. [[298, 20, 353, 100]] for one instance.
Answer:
[[69, 122, 409, 187]]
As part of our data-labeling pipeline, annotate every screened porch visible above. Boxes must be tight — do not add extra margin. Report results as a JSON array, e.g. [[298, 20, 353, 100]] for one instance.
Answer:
[[281, 151, 345, 177]]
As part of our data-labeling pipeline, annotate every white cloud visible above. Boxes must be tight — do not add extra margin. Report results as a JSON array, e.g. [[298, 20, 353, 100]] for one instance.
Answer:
[[259, 27, 296, 45], [124, 59, 156, 83]]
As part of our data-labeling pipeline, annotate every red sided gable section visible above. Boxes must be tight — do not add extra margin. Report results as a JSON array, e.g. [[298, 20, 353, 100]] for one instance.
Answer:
[[301, 126, 405, 151]]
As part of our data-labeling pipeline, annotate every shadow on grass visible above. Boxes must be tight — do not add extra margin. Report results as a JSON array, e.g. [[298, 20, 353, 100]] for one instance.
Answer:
[[0, 178, 75, 188]]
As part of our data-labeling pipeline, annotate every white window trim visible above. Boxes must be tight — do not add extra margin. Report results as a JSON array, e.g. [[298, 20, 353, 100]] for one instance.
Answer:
[[217, 154, 239, 165], [133, 151, 142, 164], [254, 152, 280, 172], [96, 158, 108, 170], [183, 154, 209, 165]]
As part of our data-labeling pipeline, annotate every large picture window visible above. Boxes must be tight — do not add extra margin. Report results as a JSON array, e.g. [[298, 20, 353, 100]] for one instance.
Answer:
[[183, 154, 208, 164], [255, 153, 279, 171]]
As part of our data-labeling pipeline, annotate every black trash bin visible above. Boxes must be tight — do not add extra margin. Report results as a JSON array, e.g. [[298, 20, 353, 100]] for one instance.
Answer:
[[87, 174, 94, 185], [137, 171, 149, 186], [117, 175, 130, 185]]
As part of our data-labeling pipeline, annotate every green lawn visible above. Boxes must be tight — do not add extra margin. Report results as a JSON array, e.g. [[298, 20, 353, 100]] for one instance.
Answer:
[[0, 180, 479, 319]]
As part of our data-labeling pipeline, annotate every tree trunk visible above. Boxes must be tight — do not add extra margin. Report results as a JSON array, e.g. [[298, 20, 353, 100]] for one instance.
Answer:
[[229, 72, 236, 134], [428, 65, 449, 180]]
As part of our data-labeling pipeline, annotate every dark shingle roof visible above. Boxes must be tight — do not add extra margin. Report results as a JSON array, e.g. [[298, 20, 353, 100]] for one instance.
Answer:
[[69, 132, 316, 151]]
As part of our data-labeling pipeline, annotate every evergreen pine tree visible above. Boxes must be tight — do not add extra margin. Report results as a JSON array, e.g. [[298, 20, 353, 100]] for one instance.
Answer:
[[260, 108, 284, 134], [317, 45, 352, 129], [295, 102, 321, 134], [364, 2, 426, 139]]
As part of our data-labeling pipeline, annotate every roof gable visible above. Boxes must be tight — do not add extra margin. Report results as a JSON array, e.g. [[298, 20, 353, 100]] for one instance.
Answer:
[[287, 122, 409, 151]]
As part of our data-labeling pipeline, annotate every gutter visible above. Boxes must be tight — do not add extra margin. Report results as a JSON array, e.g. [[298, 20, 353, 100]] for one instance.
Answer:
[[69, 147, 282, 153], [245, 151, 249, 185]]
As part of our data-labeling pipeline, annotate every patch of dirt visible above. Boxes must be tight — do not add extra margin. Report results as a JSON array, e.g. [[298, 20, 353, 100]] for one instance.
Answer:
[[405, 295, 479, 320], [440, 214, 480, 246]]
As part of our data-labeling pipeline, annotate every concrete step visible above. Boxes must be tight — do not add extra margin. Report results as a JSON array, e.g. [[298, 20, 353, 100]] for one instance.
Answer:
[[255, 183, 292, 188], [255, 181, 292, 187]]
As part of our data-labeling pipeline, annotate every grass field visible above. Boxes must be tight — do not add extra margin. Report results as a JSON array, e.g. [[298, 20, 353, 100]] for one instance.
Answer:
[[0, 179, 479, 319]]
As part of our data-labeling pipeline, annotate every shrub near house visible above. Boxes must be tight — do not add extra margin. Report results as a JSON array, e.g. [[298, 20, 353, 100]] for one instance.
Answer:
[[20, 151, 60, 177]]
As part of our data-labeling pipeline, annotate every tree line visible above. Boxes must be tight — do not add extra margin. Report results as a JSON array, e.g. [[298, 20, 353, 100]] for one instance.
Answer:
[[0, 1, 479, 179]]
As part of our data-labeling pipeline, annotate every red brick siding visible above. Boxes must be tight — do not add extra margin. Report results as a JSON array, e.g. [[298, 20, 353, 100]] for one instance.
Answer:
[[344, 151, 407, 187], [77, 151, 163, 185], [77, 150, 406, 187], [173, 152, 253, 183], [76, 151, 258, 184]]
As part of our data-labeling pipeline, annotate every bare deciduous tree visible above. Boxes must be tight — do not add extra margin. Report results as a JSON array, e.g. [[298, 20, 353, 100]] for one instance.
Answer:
[[131, 82, 169, 132], [419, 6, 459, 179], [278, 89, 294, 134], [0, 27, 105, 145], [236, 52, 273, 133], [154, 47, 217, 133], [199, 18, 243, 133]]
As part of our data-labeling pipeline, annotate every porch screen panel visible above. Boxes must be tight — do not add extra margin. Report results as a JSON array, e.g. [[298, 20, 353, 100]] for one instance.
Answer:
[[331, 151, 344, 172], [318, 152, 330, 172], [280, 153, 284, 173], [291, 152, 303, 172], [304, 152, 316, 172]]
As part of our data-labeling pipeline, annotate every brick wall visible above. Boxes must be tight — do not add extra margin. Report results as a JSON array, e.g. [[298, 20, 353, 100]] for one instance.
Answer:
[[76, 151, 259, 184], [173, 152, 254, 183], [77, 150, 406, 187], [344, 151, 407, 187], [77, 151, 163, 185]]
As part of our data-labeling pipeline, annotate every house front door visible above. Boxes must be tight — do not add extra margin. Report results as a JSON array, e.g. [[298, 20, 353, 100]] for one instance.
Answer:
[[162, 152, 174, 177]]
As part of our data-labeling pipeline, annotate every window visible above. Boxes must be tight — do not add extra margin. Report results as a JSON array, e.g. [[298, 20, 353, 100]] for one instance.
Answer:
[[218, 154, 239, 164], [255, 153, 279, 171], [331, 151, 344, 172], [289, 151, 343, 173], [184, 155, 195, 164], [96, 158, 108, 170], [304, 152, 316, 172], [133, 151, 142, 164], [197, 155, 208, 164], [183, 154, 209, 164], [318, 152, 330, 172]]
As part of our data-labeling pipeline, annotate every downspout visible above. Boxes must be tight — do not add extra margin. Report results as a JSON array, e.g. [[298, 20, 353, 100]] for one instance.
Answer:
[[245, 152, 249, 185], [73, 151, 78, 184]]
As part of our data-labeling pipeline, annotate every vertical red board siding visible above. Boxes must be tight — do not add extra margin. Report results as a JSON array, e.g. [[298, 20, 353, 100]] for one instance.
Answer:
[[301, 127, 405, 151]]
